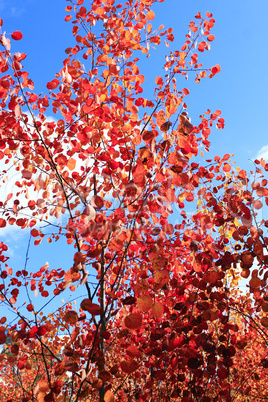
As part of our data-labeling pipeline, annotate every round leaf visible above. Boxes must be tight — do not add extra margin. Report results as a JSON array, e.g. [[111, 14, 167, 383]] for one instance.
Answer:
[[151, 302, 164, 319], [11, 31, 23, 40], [124, 313, 142, 330]]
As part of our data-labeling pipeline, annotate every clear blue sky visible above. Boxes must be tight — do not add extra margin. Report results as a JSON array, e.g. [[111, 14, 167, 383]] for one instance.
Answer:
[[2, 0, 267, 167], [0, 0, 267, 315]]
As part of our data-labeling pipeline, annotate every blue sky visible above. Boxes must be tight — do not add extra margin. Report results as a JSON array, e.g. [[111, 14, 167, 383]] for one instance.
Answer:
[[1, 0, 267, 166], [0, 0, 267, 316]]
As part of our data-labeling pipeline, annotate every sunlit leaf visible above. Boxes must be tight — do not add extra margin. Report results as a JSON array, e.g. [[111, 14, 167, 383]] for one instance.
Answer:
[[137, 295, 153, 312], [151, 302, 164, 319], [11, 31, 23, 40], [124, 313, 142, 330]]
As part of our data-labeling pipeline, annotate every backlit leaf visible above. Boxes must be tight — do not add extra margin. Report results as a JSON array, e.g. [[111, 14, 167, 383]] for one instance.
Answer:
[[154, 269, 169, 285], [151, 302, 164, 319], [121, 358, 139, 374], [137, 295, 153, 312], [124, 313, 142, 330], [67, 158, 76, 170]]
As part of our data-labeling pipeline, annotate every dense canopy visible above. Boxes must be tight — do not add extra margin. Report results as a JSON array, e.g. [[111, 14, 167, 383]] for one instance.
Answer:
[[0, 1, 267, 401]]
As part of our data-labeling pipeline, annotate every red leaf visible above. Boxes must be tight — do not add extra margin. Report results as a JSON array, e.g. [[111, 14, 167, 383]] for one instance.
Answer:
[[0, 218, 6, 228], [91, 195, 104, 210], [87, 303, 102, 316], [28, 326, 38, 338], [217, 367, 229, 379], [26, 304, 34, 312], [80, 299, 102, 315], [261, 317, 268, 327], [63, 311, 78, 324], [0, 327, 6, 344], [207, 34, 215, 42], [121, 358, 139, 373], [64, 360, 78, 373], [11, 31, 23, 40], [11, 343, 19, 355], [124, 313, 142, 330], [223, 163, 231, 172], [198, 41, 206, 52], [37, 325, 47, 336], [183, 88, 190, 95], [126, 345, 140, 357], [47, 79, 60, 90], [211, 64, 221, 75]]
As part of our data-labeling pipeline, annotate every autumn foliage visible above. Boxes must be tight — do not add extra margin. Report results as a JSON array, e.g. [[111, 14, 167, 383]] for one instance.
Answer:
[[0, 1, 268, 401]]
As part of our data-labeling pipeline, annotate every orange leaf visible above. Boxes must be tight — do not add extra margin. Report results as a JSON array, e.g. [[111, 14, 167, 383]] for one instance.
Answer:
[[124, 313, 142, 330], [154, 269, 169, 285], [151, 302, 164, 319], [64, 360, 78, 372], [71, 327, 80, 343], [152, 257, 166, 270], [223, 163, 231, 172], [104, 390, 115, 402], [38, 379, 49, 392], [67, 158, 76, 170], [160, 121, 172, 132], [207, 34, 215, 42], [142, 130, 155, 143], [249, 277, 261, 288], [155, 76, 163, 87], [156, 110, 166, 129], [146, 10, 155, 21], [137, 295, 153, 312], [203, 271, 220, 284], [54, 361, 66, 376]]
